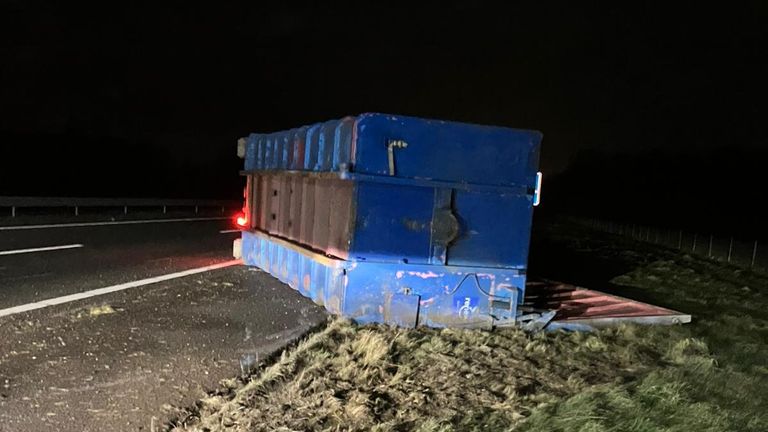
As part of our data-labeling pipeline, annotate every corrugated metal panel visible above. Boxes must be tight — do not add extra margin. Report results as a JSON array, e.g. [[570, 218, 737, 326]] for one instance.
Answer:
[[248, 173, 354, 259], [244, 113, 540, 188], [243, 114, 541, 269], [244, 117, 355, 172], [240, 113, 543, 328], [524, 281, 692, 328]]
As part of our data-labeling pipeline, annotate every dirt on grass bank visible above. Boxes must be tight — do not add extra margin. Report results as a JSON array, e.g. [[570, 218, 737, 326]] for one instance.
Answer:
[[170, 224, 768, 432]]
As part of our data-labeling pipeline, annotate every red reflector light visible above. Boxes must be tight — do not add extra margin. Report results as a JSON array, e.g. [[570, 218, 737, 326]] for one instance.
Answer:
[[235, 214, 247, 227]]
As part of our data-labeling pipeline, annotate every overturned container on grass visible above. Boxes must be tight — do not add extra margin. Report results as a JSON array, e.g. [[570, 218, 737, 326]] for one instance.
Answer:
[[234, 113, 543, 329]]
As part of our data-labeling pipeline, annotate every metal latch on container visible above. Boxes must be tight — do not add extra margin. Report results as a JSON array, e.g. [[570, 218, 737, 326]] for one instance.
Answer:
[[533, 171, 543, 206], [387, 140, 408, 176]]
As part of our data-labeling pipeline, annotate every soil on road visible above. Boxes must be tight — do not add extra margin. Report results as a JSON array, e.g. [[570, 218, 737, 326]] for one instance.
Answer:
[[0, 266, 327, 431]]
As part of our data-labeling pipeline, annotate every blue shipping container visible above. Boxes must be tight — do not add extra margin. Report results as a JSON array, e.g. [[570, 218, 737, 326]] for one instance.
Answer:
[[238, 113, 542, 328]]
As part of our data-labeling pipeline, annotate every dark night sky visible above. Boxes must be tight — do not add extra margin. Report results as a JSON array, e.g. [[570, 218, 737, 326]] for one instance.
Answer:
[[1, 2, 766, 205]]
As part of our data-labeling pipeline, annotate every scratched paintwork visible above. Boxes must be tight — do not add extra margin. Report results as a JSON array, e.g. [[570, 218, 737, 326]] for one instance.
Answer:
[[242, 230, 523, 328], [240, 113, 541, 328]]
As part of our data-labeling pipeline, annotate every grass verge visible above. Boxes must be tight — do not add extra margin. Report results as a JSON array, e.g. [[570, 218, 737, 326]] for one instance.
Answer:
[[171, 224, 768, 431]]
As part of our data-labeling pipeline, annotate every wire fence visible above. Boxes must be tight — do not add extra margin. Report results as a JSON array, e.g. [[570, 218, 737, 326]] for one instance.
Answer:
[[578, 218, 766, 273]]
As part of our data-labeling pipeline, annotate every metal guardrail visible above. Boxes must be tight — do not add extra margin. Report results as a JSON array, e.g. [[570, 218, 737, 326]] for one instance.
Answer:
[[0, 196, 241, 217]]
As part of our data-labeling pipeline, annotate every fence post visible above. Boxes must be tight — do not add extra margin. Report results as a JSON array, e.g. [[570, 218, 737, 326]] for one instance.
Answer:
[[708, 235, 713, 257], [752, 241, 758, 268], [692, 234, 697, 253], [727, 237, 733, 262]]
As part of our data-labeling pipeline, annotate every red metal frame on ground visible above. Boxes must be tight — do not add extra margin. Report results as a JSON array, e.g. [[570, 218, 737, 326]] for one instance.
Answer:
[[525, 280, 691, 327]]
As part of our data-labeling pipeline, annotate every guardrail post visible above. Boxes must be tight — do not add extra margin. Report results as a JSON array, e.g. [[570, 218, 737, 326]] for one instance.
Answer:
[[11, 206, 15, 218], [75, 206, 79, 216], [752, 241, 758, 268], [124, 206, 128, 215], [163, 205, 167, 214], [727, 237, 733, 262]]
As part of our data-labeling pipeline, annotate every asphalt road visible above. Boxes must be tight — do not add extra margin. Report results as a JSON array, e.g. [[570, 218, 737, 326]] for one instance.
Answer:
[[0, 217, 328, 431], [0, 218, 238, 309]]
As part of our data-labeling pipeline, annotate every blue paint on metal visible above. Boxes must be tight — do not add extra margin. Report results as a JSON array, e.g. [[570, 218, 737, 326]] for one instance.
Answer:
[[242, 229, 523, 328], [241, 113, 541, 328], [244, 114, 540, 182]]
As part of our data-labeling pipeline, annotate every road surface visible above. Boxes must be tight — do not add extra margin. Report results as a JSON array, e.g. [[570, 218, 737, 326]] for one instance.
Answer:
[[0, 217, 327, 431]]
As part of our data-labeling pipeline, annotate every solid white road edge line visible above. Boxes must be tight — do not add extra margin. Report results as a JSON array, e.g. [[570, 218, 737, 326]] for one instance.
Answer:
[[0, 244, 84, 256], [219, 229, 241, 234], [0, 259, 242, 318], [0, 216, 229, 231]]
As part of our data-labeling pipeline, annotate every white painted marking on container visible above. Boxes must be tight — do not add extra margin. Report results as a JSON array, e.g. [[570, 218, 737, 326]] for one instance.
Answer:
[[0, 217, 228, 231], [0, 259, 242, 318], [0, 244, 84, 256], [219, 229, 241, 234]]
